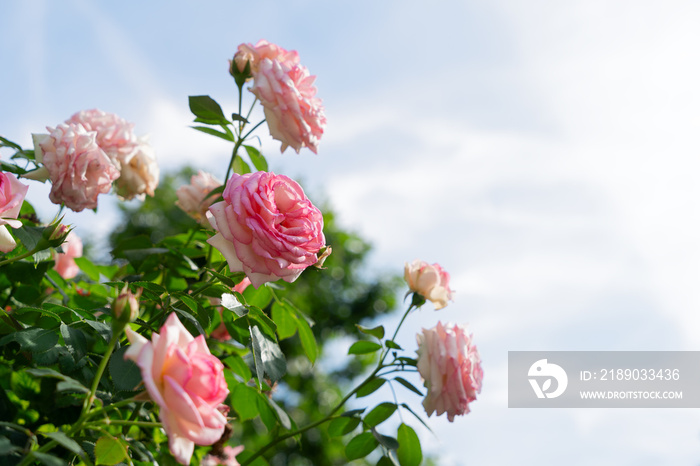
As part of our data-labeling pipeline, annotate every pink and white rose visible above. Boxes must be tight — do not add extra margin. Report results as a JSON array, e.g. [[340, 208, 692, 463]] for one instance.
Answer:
[[207, 171, 325, 288], [176, 171, 223, 226], [232, 39, 299, 76], [201, 445, 244, 466], [33, 124, 120, 212], [404, 260, 454, 310], [250, 59, 326, 154], [0, 172, 28, 252], [66, 109, 138, 168], [53, 231, 83, 279], [416, 322, 483, 422], [124, 313, 229, 465], [115, 136, 159, 200]]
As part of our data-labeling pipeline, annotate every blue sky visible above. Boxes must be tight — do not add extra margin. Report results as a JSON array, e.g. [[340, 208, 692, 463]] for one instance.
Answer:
[[3, 1, 700, 464]]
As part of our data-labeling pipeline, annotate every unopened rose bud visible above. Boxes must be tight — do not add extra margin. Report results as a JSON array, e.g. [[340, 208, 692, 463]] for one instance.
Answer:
[[113, 285, 142, 323]]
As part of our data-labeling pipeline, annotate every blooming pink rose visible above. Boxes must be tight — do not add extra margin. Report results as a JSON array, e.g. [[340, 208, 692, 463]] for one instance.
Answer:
[[34, 124, 120, 212], [125, 313, 229, 465], [66, 109, 138, 168], [176, 171, 223, 226], [416, 322, 483, 422], [232, 39, 299, 76], [210, 278, 251, 341], [207, 172, 325, 288], [53, 231, 83, 279], [250, 59, 326, 154], [404, 260, 454, 310], [115, 137, 159, 200], [201, 445, 244, 466], [0, 172, 28, 253]]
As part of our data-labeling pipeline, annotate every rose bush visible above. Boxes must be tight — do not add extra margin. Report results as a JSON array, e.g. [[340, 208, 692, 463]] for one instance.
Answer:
[[0, 172, 28, 252], [416, 322, 483, 421], [207, 171, 325, 288], [404, 259, 454, 309], [125, 313, 230, 465]]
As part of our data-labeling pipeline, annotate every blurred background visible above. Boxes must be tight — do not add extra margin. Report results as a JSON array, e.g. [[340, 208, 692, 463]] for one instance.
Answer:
[[2, 0, 700, 464]]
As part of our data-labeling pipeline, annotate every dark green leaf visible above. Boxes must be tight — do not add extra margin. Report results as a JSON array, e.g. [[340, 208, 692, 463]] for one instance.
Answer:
[[385, 340, 402, 350], [188, 95, 229, 124], [328, 416, 361, 437], [348, 340, 382, 355], [372, 429, 399, 451], [0, 327, 58, 353], [250, 325, 286, 385], [60, 323, 88, 359], [345, 432, 379, 460], [231, 113, 249, 123], [25, 368, 88, 393], [356, 377, 386, 398], [32, 452, 68, 466], [394, 377, 423, 396], [363, 402, 397, 427], [109, 346, 143, 391], [172, 307, 205, 336], [357, 324, 385, 340], [397, 424, 422, 466], [42, 431, 84, 457], [191, 126, 234, 142]]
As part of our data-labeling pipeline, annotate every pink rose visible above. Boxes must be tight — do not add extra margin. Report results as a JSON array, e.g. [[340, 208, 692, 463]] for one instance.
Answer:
[[250, 58, 326, 154], [0, 172, 28, 252], [404, 260, 454, 310], [201, 445, 244, 466], [210, 278, 251, 341], [416, 322, 483, 422], [207, 172, 325, 288], [66, 109, 138, 168], [53, 231, 83, 279], [232, 39, 299, 76], [115, 137, 159, 200], [125, 313, 229, 465], [33, 124, 120, 212], [176, 171, 223, 226]]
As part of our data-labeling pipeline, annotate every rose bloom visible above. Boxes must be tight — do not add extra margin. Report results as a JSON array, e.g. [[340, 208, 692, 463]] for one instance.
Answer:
[[0, 172, 28, 253], [66, 109, 138, 168], [416, 322, 483, 422], [115, 137, 159, 200], [404, 260, 454, 310], [33, 124, 120, 212], [250, 59, 326, 154], [201, 445, 244, 466], [232, 39, 299, 76], [175, 171, 223, 226], [207, 171, 325, 288], [125, 313, 229, 465], [53, 231, 83, 279], [210, 278, 251, 341]]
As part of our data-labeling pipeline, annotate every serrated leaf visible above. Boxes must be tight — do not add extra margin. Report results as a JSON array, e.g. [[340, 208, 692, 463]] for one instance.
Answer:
[[250, 325, 286, 385], [364, 402, 397, 427], [397, 424, 422, 466], [348, 340, 382, 355], [345, 432, 378, 460], [95, 435, 128, 465]]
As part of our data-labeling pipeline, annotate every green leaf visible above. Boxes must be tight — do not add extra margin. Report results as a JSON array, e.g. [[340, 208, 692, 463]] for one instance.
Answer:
[[294, 313, 318, 364], [348, 340, 382, 355], [397, 424, 422, 466], [232, 384, 260, 421], [95, 435, 128, 465], [73, 257, 100, 281], [345, 432, 379, 460], [356, 377, 386, 398], [271, 301, 297, 340], [191, 125, 234, 141], [372, 429, 399, 451], [233, 156, 251, 175], [247, 306, 277, 341], [0, 327, 58, 353], [42, 431, 85, 457], [32, 452, 68, 466], [224, 355, 252, 382], [60, 323, 88, 359], [357, 324, 385, 340], [385, 340, 402, 350], [249, 325, 286, 385], [172, 307, 205, 336], [221, 293, 247, 317], [109, 346, 143, 391], [363, 402, 397, 427], [188, 95, 229, 124], [328, 416, 361, 437], [25, 368, 88, 393], [244, 145, 268, 171], [242, 284, 272, 309], [394, 377, 423, 396], [266, 397, 292, 430], [399, 403, 433, 434], [231, 113, 249, 123]]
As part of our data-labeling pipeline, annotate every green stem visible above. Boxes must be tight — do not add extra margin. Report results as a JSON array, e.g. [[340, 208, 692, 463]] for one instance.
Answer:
[[85, 420, 162, 429], [0, 246, 41, 267]]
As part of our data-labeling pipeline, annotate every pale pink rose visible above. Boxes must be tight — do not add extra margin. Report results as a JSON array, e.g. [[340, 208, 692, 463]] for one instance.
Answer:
[[66, 109, 138, 168], [210, 278, 251, 341], [250, 59, 326, 154], [404, 260, 454, 310], [176, 171, 223, 226], [34, 124, 120, 212], [115, 137, 159, 200], [207, 172, 325, 288], [124, 313, 229, 465], [416, 322, 483, 422], [202, 445, 244, 466], [232, 39, 299, 76], [53, 231, 83, 279], [0, 172, 28, 253]]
